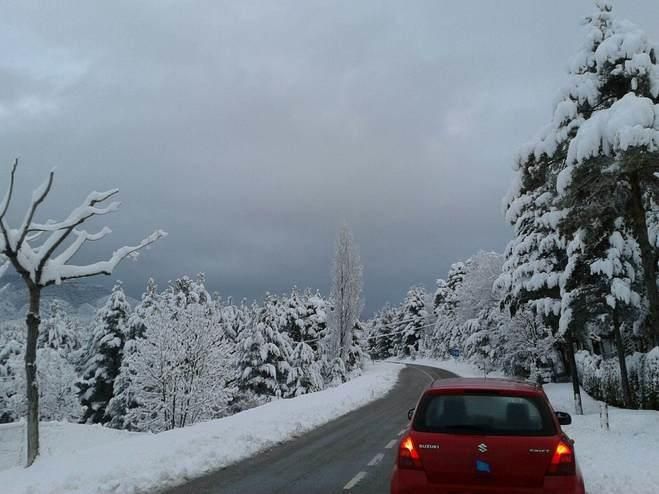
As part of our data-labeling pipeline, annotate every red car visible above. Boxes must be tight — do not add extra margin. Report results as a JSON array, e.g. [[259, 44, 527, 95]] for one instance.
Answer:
[[391, 377, 585, 494]]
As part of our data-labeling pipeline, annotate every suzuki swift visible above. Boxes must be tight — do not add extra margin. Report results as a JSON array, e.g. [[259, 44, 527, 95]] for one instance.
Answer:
[[391, 377, 585, 494]]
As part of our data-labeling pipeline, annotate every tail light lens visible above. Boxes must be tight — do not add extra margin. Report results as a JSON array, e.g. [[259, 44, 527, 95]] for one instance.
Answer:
[[398, 435, 423, 470], [546, 440, 575, 476]]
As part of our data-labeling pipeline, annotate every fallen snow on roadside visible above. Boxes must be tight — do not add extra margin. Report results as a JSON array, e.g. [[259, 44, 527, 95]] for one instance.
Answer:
[[544, 383, 659, 494], [413, 357, 659, 494], [389, 357, 504, 378], [0, 362, 401, 494], [0, 421, 136, 472]]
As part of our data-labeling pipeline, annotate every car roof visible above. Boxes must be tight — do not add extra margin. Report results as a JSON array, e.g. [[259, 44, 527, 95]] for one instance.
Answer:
[[427, 377, 543, 394]]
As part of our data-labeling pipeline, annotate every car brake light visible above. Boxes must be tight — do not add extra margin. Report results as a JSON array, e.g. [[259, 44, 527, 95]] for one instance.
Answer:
[[398, 435, 423, 470], [546, 440, 575, 476]]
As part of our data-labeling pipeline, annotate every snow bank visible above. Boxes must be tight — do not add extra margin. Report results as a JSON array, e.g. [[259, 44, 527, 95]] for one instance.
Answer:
[[544, 383, 659, 494], [415, 358, 659, 494], [389, 357, 504, 378], [0, 362, 401, 494], [0, 421, 136, 471]]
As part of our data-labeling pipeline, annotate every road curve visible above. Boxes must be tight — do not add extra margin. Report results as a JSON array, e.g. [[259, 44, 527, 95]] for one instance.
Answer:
[[159, 364, 455, 494]]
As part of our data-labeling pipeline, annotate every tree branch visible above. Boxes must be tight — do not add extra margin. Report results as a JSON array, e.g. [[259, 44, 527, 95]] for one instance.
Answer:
[[42, 229, 167, 286], [34, 190, 120, 278], [16, 170, 54, 251], [51, 227, 112, 266], [0, 159, 18, 253]]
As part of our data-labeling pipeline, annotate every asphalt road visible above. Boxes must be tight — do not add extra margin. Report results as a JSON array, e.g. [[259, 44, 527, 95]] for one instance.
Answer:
[[160, 364, 455, 494]]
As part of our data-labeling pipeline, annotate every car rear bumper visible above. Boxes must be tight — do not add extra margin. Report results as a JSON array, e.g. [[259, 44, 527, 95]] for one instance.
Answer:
[[391, 467, 585, 494]]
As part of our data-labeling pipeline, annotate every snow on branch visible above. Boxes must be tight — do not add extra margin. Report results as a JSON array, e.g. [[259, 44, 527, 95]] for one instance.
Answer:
[[41, 229, 167, 286], [0, 159, 166, 287]]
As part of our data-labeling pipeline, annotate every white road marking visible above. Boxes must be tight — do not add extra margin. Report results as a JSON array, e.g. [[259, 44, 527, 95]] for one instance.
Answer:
[[367, 453, 385, 466], [398, 429, 406, 436], [385, 439, 398, 449], [344, 471, 367, 491]]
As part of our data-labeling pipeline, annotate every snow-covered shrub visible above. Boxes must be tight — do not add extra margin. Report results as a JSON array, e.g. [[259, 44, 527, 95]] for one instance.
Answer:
[[576, 348, 659, 409]]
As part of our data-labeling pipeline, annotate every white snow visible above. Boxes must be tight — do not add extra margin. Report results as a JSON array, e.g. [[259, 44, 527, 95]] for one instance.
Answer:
[[0, 362, 401, 494], [565, 93, 659, 168], [0, 421, 135, 472], [543, 383, 659, 494], [411, 358, 659, 494], [389, 357, 504, 378]]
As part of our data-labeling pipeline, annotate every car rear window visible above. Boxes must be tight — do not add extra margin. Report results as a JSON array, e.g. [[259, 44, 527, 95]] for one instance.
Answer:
[[413, 392, 556, 436]]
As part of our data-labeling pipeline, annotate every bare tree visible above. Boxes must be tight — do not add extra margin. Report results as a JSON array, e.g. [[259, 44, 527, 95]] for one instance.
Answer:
[[329, 225, 363, 362], [0, 159, 166, 466]]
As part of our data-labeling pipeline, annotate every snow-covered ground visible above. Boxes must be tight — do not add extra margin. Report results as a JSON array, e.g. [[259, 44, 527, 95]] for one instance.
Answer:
[[0, 421, 136, 472], [544, 382, 659, 494], [416, 358, 659, 494], [0, 362, 401, 494], [390, 357, 504, 378]]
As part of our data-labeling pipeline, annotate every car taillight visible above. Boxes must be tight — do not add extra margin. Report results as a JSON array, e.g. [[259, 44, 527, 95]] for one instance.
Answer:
[[546, 440, 575, 476], [398, 435, 423, 470]]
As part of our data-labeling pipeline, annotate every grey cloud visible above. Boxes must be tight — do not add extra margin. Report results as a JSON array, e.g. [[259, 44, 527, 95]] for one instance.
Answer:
[[1, 0, 658, 313]]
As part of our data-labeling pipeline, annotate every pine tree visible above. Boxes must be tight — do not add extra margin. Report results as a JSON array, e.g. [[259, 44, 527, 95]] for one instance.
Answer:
[[38, 300, 79, 353], [496, 0, 659, 413], [368, 305, 397, 360], [237, 296, 293, 399], [302, 289, 329, 354], [556, 1, 659, 346], [396, 287, 428, 357], [0, 322, 24, 423], [345, 320, 367, 374], [431, 261, 467, 357], [77, 282, 131, 424], [288, 342, 323, 396], [106, 279, 161, 429]]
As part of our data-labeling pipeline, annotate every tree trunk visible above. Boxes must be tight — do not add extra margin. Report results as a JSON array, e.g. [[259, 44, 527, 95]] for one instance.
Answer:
[[629, 172, 659, 345], [565, 334, 583, 415], [612, 311, 633, 408], [25, 286, 41, 467]]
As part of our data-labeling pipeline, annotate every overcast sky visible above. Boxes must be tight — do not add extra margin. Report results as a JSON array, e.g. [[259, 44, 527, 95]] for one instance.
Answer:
[[2, 0, 658, 313]]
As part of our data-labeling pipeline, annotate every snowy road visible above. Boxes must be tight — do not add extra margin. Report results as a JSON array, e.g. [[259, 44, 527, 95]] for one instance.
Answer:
[[160, 364, 453, 494]]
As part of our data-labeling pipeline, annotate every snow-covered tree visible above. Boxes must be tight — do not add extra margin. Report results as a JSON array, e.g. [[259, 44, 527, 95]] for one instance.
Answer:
[[430, 253, 502, 358], [123, 302, 232, 432], [106, 279, 161, 429], [328, 225, 363, 362], [556, 3, 659, 346], [553, 2, 659, 405], [497, 0, 659, 412], [237, 296, 293, 400], [430, 262, 467, 357], [345, 320, 367, 374], [395, 286, 428, 357], [288, 341, 323, 396], [38, 301, 81, 355], [367, 305, 397, 360], [77, 282, 131, 424], [0, 160, 165, 464], [0, 321, 24, 423]]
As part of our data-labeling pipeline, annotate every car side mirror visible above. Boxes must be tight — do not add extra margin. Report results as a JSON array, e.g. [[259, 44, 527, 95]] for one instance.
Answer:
[[556, 411, 572, 426], [408, 408, 415, 420]]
